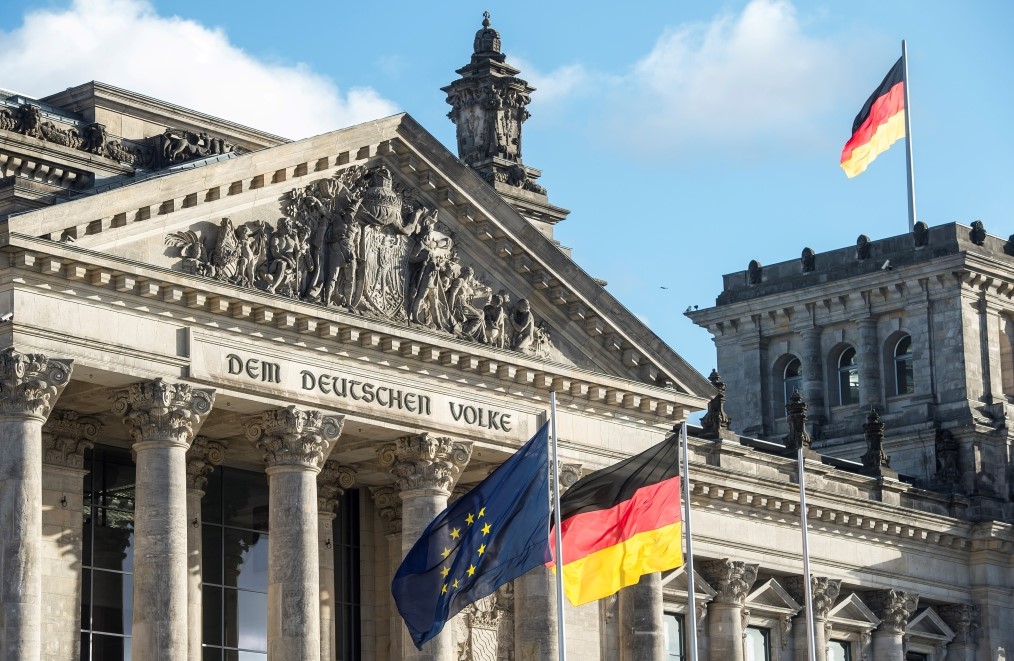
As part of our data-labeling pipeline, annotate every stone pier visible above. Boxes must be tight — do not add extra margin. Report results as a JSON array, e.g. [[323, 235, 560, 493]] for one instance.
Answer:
[[371, 486, 404, 661], [184, 436, 225, 661], [379, 434, 472, 661], [113, 378, 214, 661], [317, 459, 356, 661], [246, 406, 344, 661]]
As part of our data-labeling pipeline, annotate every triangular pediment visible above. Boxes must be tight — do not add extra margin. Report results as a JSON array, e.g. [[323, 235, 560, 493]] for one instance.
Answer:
[[661, 565, 717, 599], [745, 578, 802, 616], [906, 608, 955, 641], [7, 113, 712, 403], [828, 593, 880, 629]]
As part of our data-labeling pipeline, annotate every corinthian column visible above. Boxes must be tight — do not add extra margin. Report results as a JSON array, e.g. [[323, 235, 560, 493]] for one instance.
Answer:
[[185, 436, 225, 661], [246, 407, 344, 661], [866, 589, 918, 660], [317, 460, 356, 661], [938, 604, 980, 661], [40, 409, 95, 661], [786, 576, 841, 661], [112, 379, 214, 661], [0, 349, 72, 661], [378, 434, 472, 661], [699, 559, 759, 661]]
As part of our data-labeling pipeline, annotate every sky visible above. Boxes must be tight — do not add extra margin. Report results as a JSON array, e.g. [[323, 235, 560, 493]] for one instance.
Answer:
[[2, 0, 1012, 381]]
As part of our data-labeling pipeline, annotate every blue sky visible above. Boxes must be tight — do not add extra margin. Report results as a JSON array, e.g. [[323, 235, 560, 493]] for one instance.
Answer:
[[2, 0, 1011, 380]]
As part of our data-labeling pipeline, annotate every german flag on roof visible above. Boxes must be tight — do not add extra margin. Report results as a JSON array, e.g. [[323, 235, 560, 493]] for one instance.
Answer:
[[841, 57, 906, 178], [548, 433, 683, 606]]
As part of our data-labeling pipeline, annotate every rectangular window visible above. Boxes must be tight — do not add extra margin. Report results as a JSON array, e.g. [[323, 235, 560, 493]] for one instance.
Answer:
[[829, 640, 852, 661], [81, 445, 136, 661], [334, 490, 362, 661], [745, 626, 771, 661], [662, 612, 685, 661]]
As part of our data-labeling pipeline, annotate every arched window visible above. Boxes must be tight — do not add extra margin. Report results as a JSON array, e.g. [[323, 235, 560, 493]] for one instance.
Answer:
[[893, 335, 914, 395], [783, 358, 802, 409], [837, 346, 859, 406]]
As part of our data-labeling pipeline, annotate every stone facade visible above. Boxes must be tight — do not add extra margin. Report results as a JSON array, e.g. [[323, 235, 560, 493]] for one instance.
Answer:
[[0, 13, 1009, 661]]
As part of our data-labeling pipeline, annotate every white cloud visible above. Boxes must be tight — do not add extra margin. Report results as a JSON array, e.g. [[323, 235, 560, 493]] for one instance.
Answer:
[[508, 55, 592, 107], [0, 0, 399, 139]]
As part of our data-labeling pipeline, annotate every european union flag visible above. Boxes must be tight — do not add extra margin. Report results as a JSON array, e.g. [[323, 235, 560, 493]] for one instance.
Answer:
[[392, 423, 551, 649]]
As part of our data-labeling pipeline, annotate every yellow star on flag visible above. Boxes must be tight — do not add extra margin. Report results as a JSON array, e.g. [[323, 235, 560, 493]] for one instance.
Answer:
[[453, 579, 459, 588], [465, 513, 475, 526], [478, 544, 486, 556], [441, 547, 451, 558], [481, 522, 491, 536], [441, 584, 448, 594], [467, 564, 476, 577], [441, 566, 449, 578], [450, 527, 461, 540], [478, 506, 486, 518]]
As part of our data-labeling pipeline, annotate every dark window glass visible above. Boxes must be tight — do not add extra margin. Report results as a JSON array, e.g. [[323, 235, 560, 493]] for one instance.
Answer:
[[221, 470, 269, 532], [222, 529, 269, 592], [663, 612, 685, 660], [838, 346, 859, 405], [894, 335, 914, 395], [334, 490, 361, 661], [82, 445, 136, 661], [783, 358, 803, 412]]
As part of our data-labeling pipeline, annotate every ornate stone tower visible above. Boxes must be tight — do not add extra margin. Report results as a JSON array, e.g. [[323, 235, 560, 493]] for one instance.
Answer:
[[443, 12, 569, 237]]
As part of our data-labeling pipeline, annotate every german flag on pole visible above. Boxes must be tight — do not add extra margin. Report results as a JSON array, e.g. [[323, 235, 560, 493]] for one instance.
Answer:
[[840, 57, 906, 178], [548, 433, 683, 606]]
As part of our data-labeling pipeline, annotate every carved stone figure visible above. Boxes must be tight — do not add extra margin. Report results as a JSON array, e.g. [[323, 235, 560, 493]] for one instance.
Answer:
[[935, 428, 960, 488], [747, 260, 762, 285], [784, 390, 811, 452], [322, 204, 361, 307], [969, 220, 986, 246], [447, 265, 490, 338], [17, 104, 42, 138], [161, 127, 232, 164], [483, 294, 509, 349], [261, 217, 306, 296], [856, 234, 872, 260], [81, 123, 107, 154], [800, 247, 816, 272], [701, 369, 732, 439], [509, 298, 536, 351], [913, 221, 930, 247]]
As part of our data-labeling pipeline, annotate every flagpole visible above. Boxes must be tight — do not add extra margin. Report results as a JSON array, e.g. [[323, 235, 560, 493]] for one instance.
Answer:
[[549, 391, 568, 661], [902, 39, 917, 232], [679, 422, 699, 661], [798, 447, 817, 661]]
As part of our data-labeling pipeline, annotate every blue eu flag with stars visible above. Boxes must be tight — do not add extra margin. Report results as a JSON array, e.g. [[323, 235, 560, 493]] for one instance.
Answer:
[[392, 422, 551, 649]]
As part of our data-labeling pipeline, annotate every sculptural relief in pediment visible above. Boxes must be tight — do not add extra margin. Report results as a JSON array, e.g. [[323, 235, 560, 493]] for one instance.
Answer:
[[165, 164, 558, 359]]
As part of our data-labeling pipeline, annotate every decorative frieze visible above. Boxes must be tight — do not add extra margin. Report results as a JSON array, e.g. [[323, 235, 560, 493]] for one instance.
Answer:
[[41, 409, 100, 469], [317, 460, 357, 513], [164, 164, 555, 358], [185, 436, 226, 491], [865, 589, 918, 633], [111, 378, 214, 447], [378, 433, 472, 493], [244, 406, 344, 470], [699, 559, 759, 606], [0, 348, 72, 420]]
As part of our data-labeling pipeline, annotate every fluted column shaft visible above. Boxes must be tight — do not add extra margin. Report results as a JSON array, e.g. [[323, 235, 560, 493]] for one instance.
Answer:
[[0, 349, 71, 661], [318, 460, 355, 661], [379, 434, 472, 661], [247, 406, 344, 661], [185, 437, 225, 661], [114, 379, 214, 661], [700, 559, 759, 661], [40, 410, 98, 661], [619, 572, 664, 661]]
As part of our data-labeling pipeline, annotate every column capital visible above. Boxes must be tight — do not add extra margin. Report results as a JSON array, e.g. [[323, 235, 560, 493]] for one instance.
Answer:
[[938, 603, 980, 644], [865, 589, 918, 633], [377, 433, 472, 493], [245, 406, 343, 471], [317, 460, 357, 513], [785, 576, 841, 619], [112, 378, 215, 448], [369, 485, 402, 535], [0, 348, 72, 421], [699, 558, 758, 605], [42, 409, 101, 470], [185, 436, 226, 491], [559, 463, 583, 491]]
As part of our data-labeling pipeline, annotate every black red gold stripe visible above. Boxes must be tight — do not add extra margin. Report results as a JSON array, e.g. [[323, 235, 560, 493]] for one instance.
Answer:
[[841, 57, 906, 177]]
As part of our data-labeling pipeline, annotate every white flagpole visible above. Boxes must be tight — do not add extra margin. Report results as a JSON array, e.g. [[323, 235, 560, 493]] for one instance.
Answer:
[[798, 447, 817, 661], [902, 39, 917, 232], [549, 391, 568, 661], [679, 423, 699, 661]]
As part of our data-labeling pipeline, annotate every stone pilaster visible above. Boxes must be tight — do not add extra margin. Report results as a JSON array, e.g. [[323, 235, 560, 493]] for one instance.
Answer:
[[938, 604, 980, 661], [112, 378, 214, 661], [317, 460, 356, 661], [515, 462, 582, 661], [865, 589, 918, 660], [699, 559, 759, 661], [370, 486, 403, 661], [40, 409, 97, 661], [184, 436, 225, 661], [856, 317, 883, 409], [786, 576, 841, 661], [0, 349, 72, 661], [379, 434, 472, 661], [799, 326, 826, 426], [246, 406, 344, 661]]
